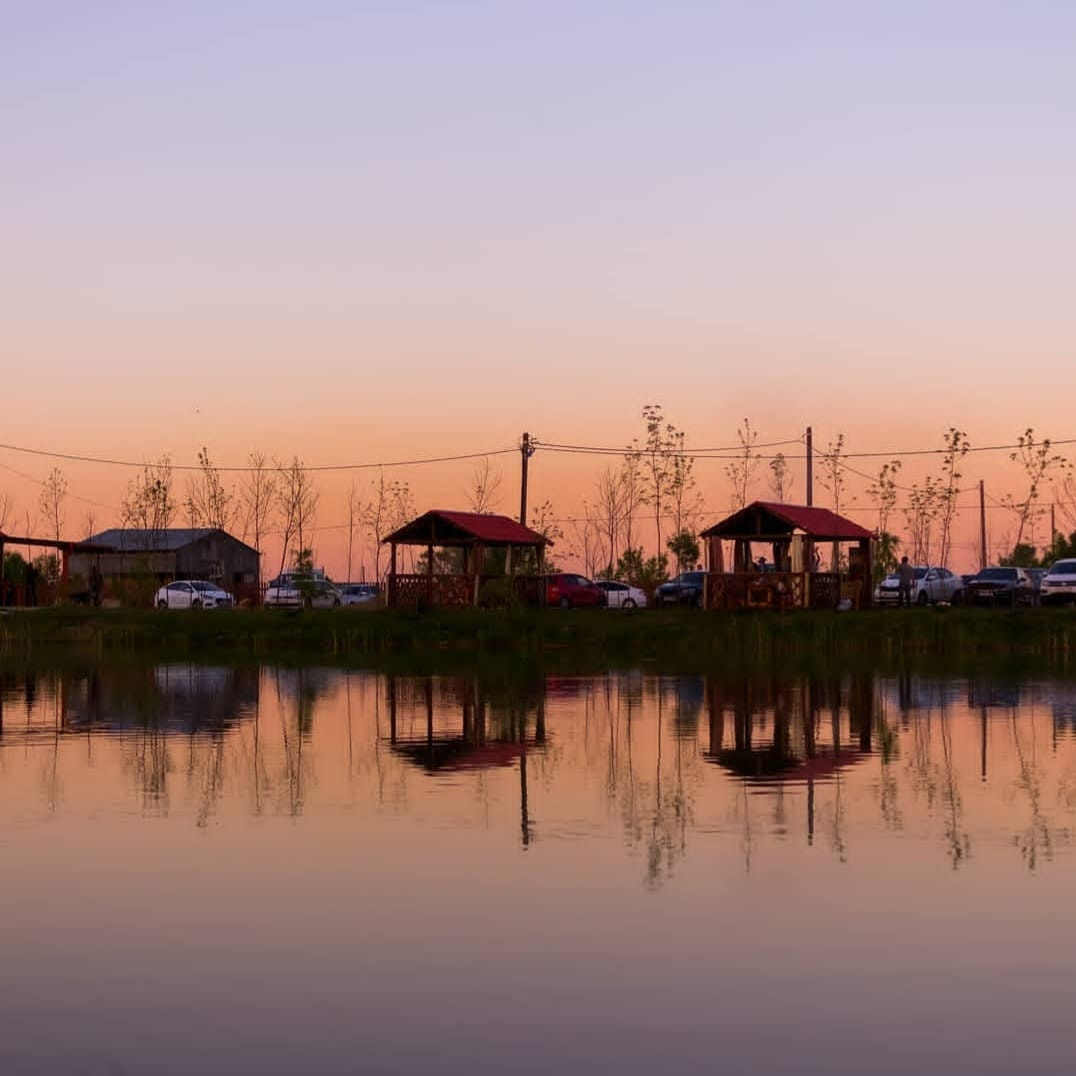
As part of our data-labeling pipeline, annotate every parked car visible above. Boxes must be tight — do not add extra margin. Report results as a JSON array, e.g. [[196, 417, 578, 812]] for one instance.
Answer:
[[655, 571, 707, 608], [1040, 559, 1076, 606], [874, 565, 963, 606], [542, 573, 606, 608], [964, 567, 1033, 606], [264, 570, 343, 608], [339, 582, 379, 606], [155, 579, 233, 609], [596, 580, 647, 609]]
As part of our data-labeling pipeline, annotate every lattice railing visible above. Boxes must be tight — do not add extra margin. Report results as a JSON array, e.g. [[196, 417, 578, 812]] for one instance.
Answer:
[[389, 573, 476, 608]]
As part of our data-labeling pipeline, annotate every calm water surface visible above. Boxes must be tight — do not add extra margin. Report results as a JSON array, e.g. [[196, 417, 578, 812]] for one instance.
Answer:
[[3, 664, 1076, 1074]]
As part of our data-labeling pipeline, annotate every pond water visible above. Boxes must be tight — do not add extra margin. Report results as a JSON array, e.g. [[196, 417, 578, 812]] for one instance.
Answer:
[[3, 663, 1076, 1074]]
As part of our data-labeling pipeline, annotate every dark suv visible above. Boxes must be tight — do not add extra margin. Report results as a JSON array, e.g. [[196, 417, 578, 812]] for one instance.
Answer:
[[655, 571, 707, 608]]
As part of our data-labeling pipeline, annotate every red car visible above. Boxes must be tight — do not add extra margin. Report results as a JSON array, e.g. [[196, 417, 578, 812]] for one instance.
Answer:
[[544, 573, 606, 608]]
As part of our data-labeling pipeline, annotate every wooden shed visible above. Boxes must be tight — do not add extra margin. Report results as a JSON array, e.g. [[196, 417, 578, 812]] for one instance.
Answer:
[[383, 510, 548, 608], [699, 501, 875, 610]]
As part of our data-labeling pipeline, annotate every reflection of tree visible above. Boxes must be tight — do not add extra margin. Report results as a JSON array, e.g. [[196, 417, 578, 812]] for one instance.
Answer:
[[1010, 711, 1052, 871], [939, 714, 969, 869]]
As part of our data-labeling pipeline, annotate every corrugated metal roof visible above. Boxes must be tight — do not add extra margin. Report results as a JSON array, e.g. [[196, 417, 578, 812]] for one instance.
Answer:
[[383, 510, 549, 546], [700, 502, 874, 541]]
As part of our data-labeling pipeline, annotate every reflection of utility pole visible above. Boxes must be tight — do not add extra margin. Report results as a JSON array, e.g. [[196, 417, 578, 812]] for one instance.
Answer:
[[980, 707, 987, 781]]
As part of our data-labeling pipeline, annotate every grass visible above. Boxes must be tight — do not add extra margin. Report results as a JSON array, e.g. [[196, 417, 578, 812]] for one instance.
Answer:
[[2, 603, 1076, 673]]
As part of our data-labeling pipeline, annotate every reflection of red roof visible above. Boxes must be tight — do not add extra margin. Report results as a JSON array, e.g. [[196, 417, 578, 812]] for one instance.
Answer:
[[701, 501, 874, 541], [440, 742, 526, 770], [383, 510, 549, 546]]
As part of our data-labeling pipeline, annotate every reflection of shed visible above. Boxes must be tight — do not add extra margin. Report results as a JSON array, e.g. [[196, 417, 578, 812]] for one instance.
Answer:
[[383, 510, 548, 608], [700, 502, 874, 610]]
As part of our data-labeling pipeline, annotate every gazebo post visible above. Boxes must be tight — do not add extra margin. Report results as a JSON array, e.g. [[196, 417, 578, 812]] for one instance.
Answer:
[[389, 543, 398, 606]]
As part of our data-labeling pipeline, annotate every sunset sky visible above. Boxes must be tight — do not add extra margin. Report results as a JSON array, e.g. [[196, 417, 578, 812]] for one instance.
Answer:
[[4, 2, 1075, 574]]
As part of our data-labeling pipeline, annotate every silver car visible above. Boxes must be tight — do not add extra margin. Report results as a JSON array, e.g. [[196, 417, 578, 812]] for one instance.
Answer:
[[155, 579, 234, 609], [875, 566, 964, 606]]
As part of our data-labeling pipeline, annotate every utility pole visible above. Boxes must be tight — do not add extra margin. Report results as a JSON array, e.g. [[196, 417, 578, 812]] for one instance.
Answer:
[[805, 426, 813, 507], [979, 480, 987, 570], [519, 432, 534, 525]]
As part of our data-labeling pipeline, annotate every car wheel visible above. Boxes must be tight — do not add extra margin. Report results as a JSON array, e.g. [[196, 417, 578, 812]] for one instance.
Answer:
[[623, 598, 636, 609], [917, 591, 928, 607], [559, 596, 570, 609], [157, 599, 168, 609]]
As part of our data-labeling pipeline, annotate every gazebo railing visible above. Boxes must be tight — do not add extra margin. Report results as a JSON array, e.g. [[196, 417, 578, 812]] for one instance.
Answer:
[[389, 573, 476, 608], [706, 571, 863, 610]]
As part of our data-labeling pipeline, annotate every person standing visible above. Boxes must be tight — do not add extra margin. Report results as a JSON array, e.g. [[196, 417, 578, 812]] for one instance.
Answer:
[[898, 556, 915, 607]]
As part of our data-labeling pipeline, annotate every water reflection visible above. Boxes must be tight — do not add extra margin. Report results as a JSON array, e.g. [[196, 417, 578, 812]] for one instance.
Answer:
[[3, 664, 1076, 877]]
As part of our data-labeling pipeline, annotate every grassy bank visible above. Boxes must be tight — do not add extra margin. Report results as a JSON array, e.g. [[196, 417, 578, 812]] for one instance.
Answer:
[[2, 605, 1076, 669]]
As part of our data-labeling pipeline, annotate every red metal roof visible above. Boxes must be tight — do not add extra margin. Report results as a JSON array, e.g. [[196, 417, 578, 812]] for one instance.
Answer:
[[383, 509, 549, 546], [700, 501, 874, 541]]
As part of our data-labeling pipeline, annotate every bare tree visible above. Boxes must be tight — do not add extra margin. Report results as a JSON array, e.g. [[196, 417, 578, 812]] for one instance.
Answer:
[[362, 470, 413, 582], [38, 467, 67, 543], [769, 452, 792, 503], [1002, 428, 1067, 555], [868, 460, 902, 577], [572, 507, 605, 578], [185, 446, 235, 531], [529, 499, 563, 572], [0, 493, 11, 533], [593, 466, 627, 576], [466, 457, 503, 514], [667, 437, 704, 542], [239, 451, 277, 584], [619, 453, 644, 556], [725, 418, 761, 510], [818, 433, 851, 517], [937, 428, 970, 567], [276, 457, 319, 576], [121, 455, 175, 547], [346, 481, 364, 583], [82, 510, 97, 541]]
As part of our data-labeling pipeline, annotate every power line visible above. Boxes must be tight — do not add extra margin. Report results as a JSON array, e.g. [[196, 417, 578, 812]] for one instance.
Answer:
[[0, 442, 517, 473]]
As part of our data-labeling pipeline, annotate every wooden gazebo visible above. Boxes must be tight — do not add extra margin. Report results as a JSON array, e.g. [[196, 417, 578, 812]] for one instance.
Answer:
[[699, 502, 875, 610], [383, 510, 548, 608]]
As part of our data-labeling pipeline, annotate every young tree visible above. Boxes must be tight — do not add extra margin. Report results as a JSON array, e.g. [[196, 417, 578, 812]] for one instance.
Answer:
[[867, 460, 902, 580], [768, 452, 792, 503], [903, 478, 940, 564], [819, 434, 852, 568], [619, 453, 644, 557], [725, 418, 760, 510], [615, 547, 669, 596], [121, 455, 175, 547], [1002, 428, 1068, 555], [362, 471, 413, 582], [185, 446, 235, 531], [38, 467, 67, 543], [666, 529, 700, 573], [936, 428, 970, 567], [629, 404, 687, 557], [239, 451, 278, 586], [667, 436, 704, 543], [82, 510, 97, 541], [466, 457, 503, 514], [529, 499, 563, 572], [276, 457, 319, 577]]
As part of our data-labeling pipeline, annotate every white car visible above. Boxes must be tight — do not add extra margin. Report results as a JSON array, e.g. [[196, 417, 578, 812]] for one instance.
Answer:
[[875, 566, 963, 606], [1041, 559, 1076, 606], [596, 580, 647, 609], [155, 579, 234, 609], [264, 570, 342, 608], [339, 582, 379, 606]]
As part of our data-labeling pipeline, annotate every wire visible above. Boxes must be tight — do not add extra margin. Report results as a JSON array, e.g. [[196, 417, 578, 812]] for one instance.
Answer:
[[0, 442, 518, 473]]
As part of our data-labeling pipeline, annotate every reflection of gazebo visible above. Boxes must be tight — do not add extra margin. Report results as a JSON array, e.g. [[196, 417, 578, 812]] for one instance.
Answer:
[[699, 502, 874, 610], [383, 510, 548, 608]]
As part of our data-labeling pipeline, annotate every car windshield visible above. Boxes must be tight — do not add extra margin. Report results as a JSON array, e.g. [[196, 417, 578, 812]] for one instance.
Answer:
[[1049, 561, 1076, 575], [914, 568, 928, 579], [191, 581, 217, 591], [977, 568, 1016, 581], [677, 573, 705, 584]]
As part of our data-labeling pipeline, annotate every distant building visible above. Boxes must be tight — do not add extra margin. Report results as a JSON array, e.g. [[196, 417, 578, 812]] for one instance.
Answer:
[[69, 528, 261, 603]]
